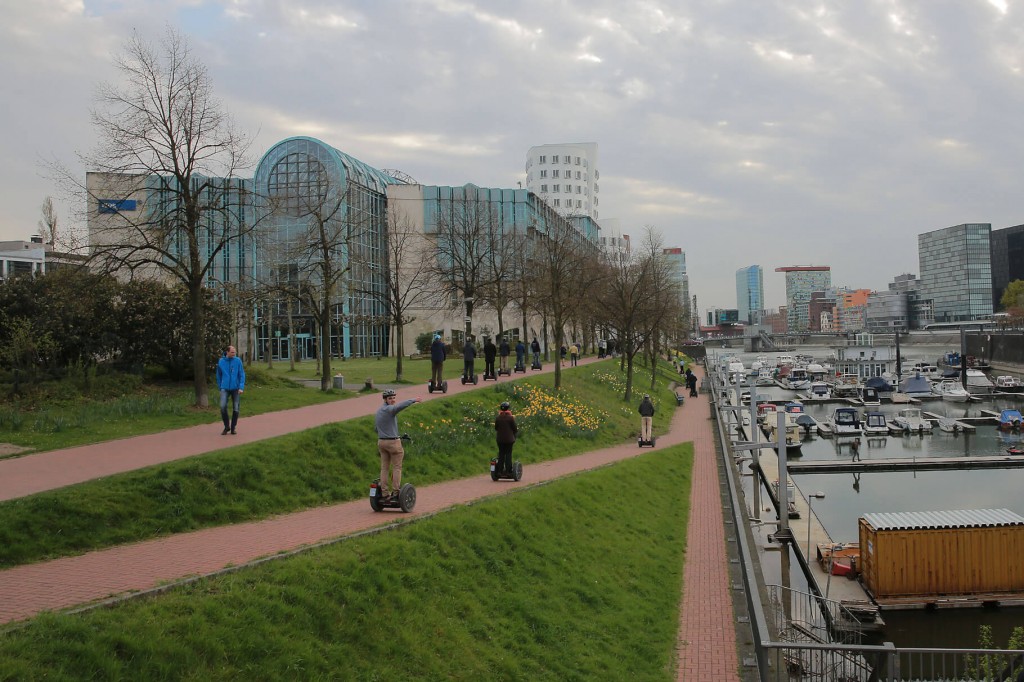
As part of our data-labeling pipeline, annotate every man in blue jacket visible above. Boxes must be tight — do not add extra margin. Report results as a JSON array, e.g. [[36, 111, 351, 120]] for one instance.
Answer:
[[217, 345, 246, 435]]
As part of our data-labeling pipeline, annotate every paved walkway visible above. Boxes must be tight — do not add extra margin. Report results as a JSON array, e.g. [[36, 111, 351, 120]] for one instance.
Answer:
[[0, 364, 740, 680]]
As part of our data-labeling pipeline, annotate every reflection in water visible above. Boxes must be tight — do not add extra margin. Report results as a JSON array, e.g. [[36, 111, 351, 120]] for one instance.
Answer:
[[851, 472, 860, 493]]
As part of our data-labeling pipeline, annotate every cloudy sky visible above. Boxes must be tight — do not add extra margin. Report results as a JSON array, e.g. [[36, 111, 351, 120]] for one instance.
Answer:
[[3, 0, 1022, 314]]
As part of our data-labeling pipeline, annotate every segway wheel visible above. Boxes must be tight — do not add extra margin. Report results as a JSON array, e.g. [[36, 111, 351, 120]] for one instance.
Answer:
[[428, 381, 434, 394], [369, 481, 383, 512], [472, 375, 479, 385], [512, 461, 523, 482], [441, 381, 448, 394], [651, 437, 656, 447], [490, 459, 499, 482], [398, 483, 417, 513]]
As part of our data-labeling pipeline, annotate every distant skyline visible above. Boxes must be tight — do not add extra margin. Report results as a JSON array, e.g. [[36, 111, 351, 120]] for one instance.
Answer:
[[4, 1, 1023, 314]]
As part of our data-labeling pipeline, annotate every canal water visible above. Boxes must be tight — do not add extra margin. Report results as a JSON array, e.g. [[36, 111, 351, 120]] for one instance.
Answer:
[[715, 345, 1024, 648]]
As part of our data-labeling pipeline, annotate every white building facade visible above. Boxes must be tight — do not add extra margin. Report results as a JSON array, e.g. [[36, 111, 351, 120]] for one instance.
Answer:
[[524, 143, 599, 219]]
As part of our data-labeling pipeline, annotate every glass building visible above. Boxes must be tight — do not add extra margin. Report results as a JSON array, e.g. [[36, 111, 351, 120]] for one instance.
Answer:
[[990, 225, 1024, 310], [735, 265, 763, 324], [775, 266, 831, 332], [918, 223, 993, 322]]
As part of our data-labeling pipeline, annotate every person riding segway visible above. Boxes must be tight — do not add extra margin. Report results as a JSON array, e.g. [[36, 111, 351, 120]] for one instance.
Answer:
[[461, 338, 479, 385], [498, 336, 511, 376], [530, 338, 542, 370], [638, 394, 656, 447], [370, 389, 422, 512], [483, 336, 498, 381], [514, 339, 527, 373], [491, 401, 523, 481], [428, 334, 448, 393]]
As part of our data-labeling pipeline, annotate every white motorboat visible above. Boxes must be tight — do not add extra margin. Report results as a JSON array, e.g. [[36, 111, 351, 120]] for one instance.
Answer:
[[755, 368, 776, 386], [937, 417, 963, 433], [784, 367, 811, 391], [891, 407, 933, 434], [832, 374, 862, 400], [809, 381, 831, 399], [860, 386, 881, 406], [826, 407, 863, 436], [994, 376, 1024, 394], [933, 379, 970, 403], [763, 412, 803, 453], [965, 368, 994, 394], [862, 411, 889, 436]]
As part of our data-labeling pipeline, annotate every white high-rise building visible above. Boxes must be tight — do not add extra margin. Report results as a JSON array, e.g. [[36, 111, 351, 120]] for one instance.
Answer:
[[524, 143, 599, 219]]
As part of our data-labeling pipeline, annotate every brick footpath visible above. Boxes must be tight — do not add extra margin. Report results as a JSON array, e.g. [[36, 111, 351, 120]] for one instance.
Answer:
[[0, 363, 742, 679]]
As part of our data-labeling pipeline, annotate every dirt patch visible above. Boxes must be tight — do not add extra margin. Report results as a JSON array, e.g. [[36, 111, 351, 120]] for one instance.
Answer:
[[0, 443, 33, 457]]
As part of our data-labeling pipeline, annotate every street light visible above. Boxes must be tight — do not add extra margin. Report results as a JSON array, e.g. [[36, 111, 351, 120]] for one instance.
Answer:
[[806, 492, 826, 559]]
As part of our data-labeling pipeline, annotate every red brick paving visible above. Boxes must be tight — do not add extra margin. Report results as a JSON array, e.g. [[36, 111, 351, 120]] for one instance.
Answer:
[[0, 362, 740, 680]]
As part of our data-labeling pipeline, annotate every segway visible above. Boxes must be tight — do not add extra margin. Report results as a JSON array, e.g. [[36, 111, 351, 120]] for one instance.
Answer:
[[370, 435, 417, 512], [483, 365, 498, 381], [638, 435, 656, 448], [497, 359, 511, 377], [530, 357, 542, 371], [490, 457, 523, 482], [461, 363, 479, 385], [427, 378, 448, 394], [513, 358, 526, 373]]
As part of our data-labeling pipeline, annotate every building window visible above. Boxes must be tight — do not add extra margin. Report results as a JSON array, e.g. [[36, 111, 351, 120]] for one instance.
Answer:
[[554, 199, 560, 206], [540, 170, 547, 178], [565, 156, 571, 165], [552, 170, 559, 178], [576, 186, 581, 194], [575, 156, 581, 165], [539, 155, 546, 163], [576, 171, 581, 180], [577, 200, 582, 208], [553, 184, 560, 192], [552, 155, 559, 163], [594, 183, 599, 193], [540, 184, 547, 192]]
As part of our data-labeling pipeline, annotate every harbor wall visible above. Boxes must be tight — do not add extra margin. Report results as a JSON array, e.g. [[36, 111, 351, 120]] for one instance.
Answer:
[[968, 332, 1024, 367]]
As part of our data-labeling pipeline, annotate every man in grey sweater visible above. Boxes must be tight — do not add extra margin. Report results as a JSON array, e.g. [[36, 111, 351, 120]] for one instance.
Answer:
[[375, 389, 422, 498]]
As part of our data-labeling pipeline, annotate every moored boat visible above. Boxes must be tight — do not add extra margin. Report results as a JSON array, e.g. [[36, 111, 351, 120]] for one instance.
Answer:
[[900, 373, 933, 398], [994, 376, 1024, 394], [827, 407, 863, 437], [933, 379, 970, 403], [891, 407, 933, 434], [862, 411, 889, 436], [998, 409, 1023, 432]]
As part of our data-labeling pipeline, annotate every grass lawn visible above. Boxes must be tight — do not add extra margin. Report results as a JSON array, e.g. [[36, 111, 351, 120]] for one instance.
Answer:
[[260, 355, 435, 386], [0, 447, 694, 681], [0, 360, 682, 569], [0, 367, 350, 455]]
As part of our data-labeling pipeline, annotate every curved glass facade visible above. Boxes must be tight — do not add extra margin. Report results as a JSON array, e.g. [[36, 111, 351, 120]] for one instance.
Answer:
[[253, 137, 400, 358]]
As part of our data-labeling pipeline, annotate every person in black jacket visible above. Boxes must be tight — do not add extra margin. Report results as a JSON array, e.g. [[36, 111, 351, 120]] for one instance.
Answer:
[[495, 401, 518, 475], [530, 338, 541, 366], [638, 394, 655, 441], [430, 334, 446, 386], [463, 338, 477, 379], [483, 337, 497, 377]]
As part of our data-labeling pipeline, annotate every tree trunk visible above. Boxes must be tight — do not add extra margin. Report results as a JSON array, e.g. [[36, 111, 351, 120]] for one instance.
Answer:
[[287, 299, 296, 372], [189, 281, 209, 408], [395, 321, 405, 382]]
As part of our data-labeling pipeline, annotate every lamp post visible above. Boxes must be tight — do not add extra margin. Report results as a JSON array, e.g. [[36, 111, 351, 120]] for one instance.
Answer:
[[806, 492, 826, 558]]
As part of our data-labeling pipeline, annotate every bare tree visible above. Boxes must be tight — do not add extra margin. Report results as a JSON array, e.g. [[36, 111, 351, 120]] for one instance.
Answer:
[[381, 204, 434, 381], [526, 212, 595, 389], [38, 197, 59, 248], [80, 28, 255, 407], [431, 188, 503, 340]]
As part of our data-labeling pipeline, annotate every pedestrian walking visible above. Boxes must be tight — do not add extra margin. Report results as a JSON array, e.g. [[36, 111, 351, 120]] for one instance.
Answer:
[[217, 345, 245, 435]]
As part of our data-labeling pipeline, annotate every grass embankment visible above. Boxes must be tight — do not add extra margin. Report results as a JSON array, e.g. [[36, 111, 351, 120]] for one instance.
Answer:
[[0, 367, 348, 455], [0, 447, 693, 680], [0, 361, 680, 569]]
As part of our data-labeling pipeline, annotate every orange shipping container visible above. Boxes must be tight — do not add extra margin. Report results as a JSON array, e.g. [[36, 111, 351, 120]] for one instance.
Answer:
[[859, 509, 1024, 601]]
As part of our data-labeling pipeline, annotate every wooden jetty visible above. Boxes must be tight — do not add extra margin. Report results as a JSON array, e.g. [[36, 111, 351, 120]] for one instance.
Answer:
[[788, 454, 1024, 474]]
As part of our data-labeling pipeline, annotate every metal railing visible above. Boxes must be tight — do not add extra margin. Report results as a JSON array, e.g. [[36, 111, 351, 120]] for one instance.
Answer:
[[707, 358, 1024, 681]]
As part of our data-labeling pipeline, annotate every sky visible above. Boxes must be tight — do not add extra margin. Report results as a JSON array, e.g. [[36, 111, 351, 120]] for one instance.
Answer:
[[3, 0, 1023, 316]]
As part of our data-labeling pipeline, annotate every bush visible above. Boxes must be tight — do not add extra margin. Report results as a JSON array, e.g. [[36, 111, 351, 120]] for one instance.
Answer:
[[414, 331, 435, 355]]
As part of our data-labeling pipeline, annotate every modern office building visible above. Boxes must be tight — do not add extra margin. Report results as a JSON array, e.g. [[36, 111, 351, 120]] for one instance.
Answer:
[[0, 240, 46, 280], [918, 223, 993, 323], [662, 247, 690, 326], [865, 290, 909, 331], [991, 224, 1024, 310], [524, 143, 599, 219], [735, 265, 763, 324], [88, 136, 600, 360], [835, 288, 871, 332], [775, 266, 831, 332]]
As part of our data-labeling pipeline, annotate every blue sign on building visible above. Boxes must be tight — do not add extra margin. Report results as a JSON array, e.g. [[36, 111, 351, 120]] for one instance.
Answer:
[[98, 199, 137, 214]]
